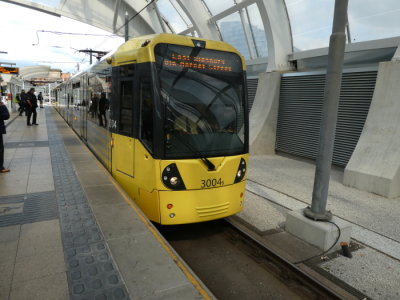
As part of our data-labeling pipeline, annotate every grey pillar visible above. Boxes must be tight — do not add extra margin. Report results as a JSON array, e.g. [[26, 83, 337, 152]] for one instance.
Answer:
[[125, 11, 129, 42], [304, 0, 349, 221]]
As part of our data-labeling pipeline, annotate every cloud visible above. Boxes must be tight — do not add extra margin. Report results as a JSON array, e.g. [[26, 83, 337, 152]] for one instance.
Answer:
[[347, 0, 400, 42], [285, 0, 400, 50]]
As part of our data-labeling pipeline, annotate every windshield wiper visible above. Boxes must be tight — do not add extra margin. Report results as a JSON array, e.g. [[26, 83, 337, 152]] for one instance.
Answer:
[[165, 113, 216, 171], [169, 128, 215, 171]]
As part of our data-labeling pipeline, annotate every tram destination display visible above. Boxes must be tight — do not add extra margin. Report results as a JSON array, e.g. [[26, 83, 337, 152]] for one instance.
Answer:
[[156, 43, 242, 73], [163, 54, 234, 72]]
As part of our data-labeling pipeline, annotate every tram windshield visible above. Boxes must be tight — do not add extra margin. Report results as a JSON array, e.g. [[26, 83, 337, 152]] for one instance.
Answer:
[[155, 43, 247, 159]]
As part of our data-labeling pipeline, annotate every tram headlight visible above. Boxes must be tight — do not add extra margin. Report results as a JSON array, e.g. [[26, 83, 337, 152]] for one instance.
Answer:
[[234, 158, 247, 183], [170, 177, 179, 186], [162, 163, 186, 190]]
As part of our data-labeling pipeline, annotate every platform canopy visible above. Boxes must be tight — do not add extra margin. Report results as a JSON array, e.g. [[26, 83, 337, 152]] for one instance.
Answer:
[[16, 65, 63, 85], [3, 0, 400, 75], [19, 65, 55, 79]]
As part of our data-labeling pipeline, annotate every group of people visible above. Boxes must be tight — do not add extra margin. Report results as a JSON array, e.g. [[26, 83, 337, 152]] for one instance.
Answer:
[[16, 88, 43, 126], [0, 87, 44, 174]]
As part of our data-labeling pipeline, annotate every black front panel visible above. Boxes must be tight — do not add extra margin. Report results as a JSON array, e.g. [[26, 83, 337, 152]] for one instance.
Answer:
[[154, 43, 247, 159]]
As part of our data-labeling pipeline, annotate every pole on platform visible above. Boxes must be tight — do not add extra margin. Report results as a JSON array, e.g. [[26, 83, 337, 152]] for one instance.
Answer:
[[304, 0, 349, 221], [125, 11, 129, 42], [48, 84, 51, 103]]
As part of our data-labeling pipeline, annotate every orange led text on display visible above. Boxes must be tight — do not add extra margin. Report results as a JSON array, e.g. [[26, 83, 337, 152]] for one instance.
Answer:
[[0, 67, 19, 75], [163, 53, 233, 72]]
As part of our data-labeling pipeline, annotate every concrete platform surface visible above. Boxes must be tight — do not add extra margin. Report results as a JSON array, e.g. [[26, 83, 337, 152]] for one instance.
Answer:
[[238, 153, 400, 300], [0, 108, 212, 300]]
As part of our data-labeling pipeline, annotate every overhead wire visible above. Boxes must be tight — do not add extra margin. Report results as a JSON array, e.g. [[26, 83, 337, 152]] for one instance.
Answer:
[[32, 30, 119, 46]]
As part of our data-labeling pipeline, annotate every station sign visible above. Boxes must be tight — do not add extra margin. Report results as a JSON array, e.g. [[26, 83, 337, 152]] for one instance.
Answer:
[[0, 66, 19, 75]]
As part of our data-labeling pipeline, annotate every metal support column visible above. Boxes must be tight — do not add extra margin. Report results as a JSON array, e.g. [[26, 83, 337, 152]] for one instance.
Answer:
[[125, 11, 129, 41], [304, 0, 349, 221]]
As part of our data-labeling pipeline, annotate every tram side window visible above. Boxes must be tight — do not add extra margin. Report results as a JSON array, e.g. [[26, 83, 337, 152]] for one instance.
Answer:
[[119, 81, 134, 135], [140, 79, 153, 151]]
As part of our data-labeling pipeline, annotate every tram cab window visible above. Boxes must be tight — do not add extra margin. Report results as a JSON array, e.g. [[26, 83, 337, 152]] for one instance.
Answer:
[[140, 78, 153, 151], [155, 43, 246, 158], [119, 80, 134, 135]]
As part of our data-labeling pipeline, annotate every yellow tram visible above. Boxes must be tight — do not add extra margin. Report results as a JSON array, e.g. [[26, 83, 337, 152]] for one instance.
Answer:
[[55, 34, 249, 225]]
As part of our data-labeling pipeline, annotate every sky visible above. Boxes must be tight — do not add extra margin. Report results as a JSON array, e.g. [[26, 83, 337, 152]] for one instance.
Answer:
[[0, 1, 124, 74], [285, 0, 400, 51]]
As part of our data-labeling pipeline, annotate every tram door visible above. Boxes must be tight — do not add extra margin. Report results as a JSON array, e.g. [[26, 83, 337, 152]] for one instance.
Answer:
[[80, 75, 88, 140], [66, 93, 71, 123], [113, 71, 136, 178]]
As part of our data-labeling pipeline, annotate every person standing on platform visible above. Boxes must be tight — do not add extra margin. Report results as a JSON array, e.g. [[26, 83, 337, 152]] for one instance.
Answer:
[[90, 94, 98, 119], [38, 92, 44, 108], [19, 89, 28, 116], [16, 93, 22, 114], [26, 88, 39, 126], [0, 100, 10, 173]]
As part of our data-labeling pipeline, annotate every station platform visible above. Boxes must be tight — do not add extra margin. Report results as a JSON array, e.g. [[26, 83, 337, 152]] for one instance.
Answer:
[[240, 154, 400, 300], [0, 107, 211, 300]]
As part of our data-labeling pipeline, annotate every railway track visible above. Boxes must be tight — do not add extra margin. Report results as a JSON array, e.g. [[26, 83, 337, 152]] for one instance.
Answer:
[[157, 217, 361, 300]]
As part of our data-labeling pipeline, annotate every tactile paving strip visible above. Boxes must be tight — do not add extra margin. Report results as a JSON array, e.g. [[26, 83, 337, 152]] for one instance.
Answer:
[[0, 191, 58, 227], [5, 141, 49, 148], [46, 109, 130, 300]]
